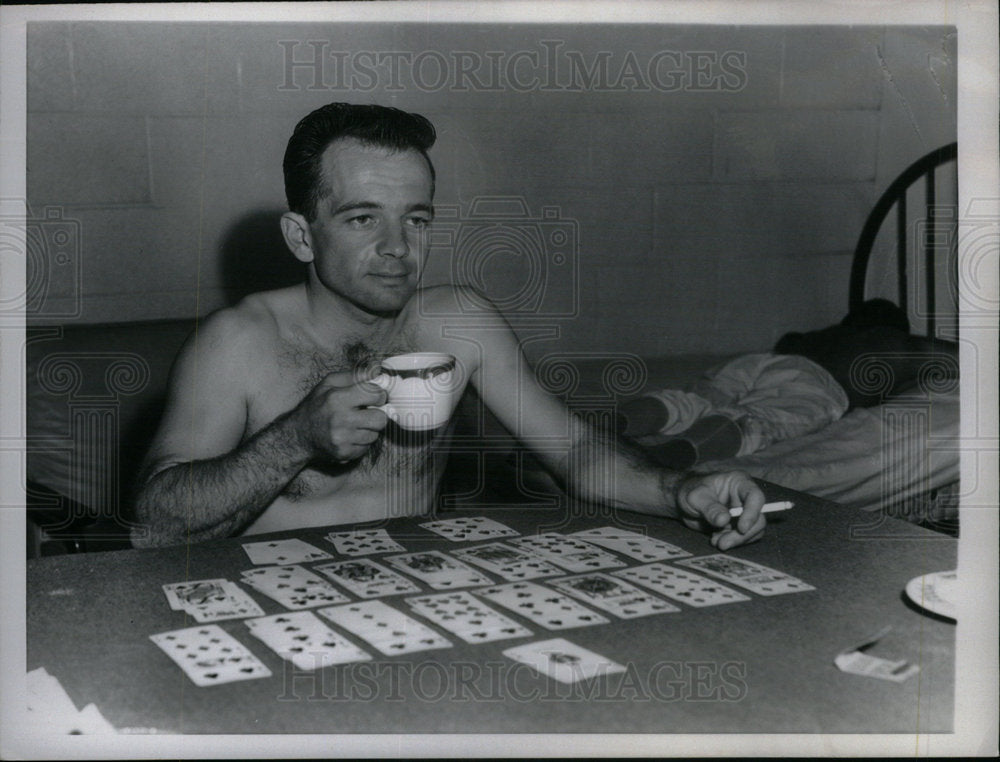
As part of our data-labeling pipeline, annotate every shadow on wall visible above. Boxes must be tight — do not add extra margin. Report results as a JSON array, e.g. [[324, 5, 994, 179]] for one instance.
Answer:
[[219, 209, 306, 304]]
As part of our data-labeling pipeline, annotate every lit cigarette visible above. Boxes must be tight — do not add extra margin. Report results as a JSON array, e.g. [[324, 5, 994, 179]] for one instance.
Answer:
[[729, 500, 794, 518]]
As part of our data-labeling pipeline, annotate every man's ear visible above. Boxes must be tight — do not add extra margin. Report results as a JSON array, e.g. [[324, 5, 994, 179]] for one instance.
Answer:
[[280, 211, 315, 263]]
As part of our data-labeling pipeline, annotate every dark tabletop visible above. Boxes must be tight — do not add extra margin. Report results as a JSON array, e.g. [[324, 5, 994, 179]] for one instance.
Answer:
[[26, 483, 956, 734]]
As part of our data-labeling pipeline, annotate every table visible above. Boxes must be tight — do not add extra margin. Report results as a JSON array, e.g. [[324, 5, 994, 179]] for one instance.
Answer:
[[26, 483, 956, 734]]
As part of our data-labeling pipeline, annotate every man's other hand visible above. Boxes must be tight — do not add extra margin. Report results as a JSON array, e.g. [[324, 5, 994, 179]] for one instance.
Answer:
[[676, 471, 766, 550]]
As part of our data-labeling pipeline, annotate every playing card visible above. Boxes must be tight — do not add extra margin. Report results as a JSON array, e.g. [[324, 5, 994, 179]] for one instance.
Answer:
[[419, 515, 520, 542], [453, 542, 563, 581], [613, 563, 751, 607], [547, 573, 680, 618], [162, 578, 265, 621], [317, 600, 452, 655], [676, 554, 815, 596], [384, 550, 494, 590], [509, 533, 627, 572], [313, 558, 422, 598], [149, 624, 272, 687], [502, 638, 626, 684], [162, 578, 230, 610], [245, 611, 371, 670], [569, 526, 691, 563], [325, 528, 406, 556], [405, 591, 533, 643], [474, 581, 609, 630], [241, 538, 332, 565], [240, 565, 351, 609]]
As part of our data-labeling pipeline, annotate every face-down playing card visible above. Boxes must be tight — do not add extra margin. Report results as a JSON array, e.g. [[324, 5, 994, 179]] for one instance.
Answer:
[[384, 550, 493, 590], [149, 624, 272, 687], [241, 538, 332, 565], [613, 563, 751, 607], [244, 611, 371, 670], [473, 581, 609, 630], [509, 533, 627, 573], [502, 638, 626, 684], [240, 565, 351, 609], [161, 578, 265, 622], [569, 526, 692, 563], [317, 600, 452, 655], [546, 573, 680, 618], [404, 591, 533, 643], [325, 528, 406, 556], [313, 558, 422, 598], [452, 542, 563, 581], [676, 554, 815, 596], [419, 515, 520, 542]]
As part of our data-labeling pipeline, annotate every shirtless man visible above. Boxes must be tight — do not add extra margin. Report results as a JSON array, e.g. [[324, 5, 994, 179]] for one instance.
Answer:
[[132, 103, 766, 550]]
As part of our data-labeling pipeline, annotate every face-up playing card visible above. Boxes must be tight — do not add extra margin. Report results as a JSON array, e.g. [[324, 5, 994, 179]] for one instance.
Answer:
[[452, 542, 563, 581], [149, 624, 272, 687], [676, 554, 815, 596], [613, 563, 751, 607], [569, 526, 692, 563], [325, 528, 406, 556], [384, 550, 494, 590], [546, 573, 680, 618], [473, 581, 609, 630], [405, 591, 533, 643], [244, 611, 371, 671], [313, 559, 422, 599], [317, 600, 452, 655], [240, 565, 351, 609], [419, 515, 520, 542], [162, 578, 265, 622], [509, 533, 627, 573], [241, 538, 332, 565], [502, 638, 626, 684]]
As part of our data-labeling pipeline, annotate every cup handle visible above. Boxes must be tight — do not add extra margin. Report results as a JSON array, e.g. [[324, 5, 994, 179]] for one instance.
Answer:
[[368, 373, 397, 421]]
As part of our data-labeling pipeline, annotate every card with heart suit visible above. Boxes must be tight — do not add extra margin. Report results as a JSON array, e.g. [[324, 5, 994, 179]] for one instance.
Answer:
[[419, 515, 520, 542], [241, 538, 332, 565], [325, 528, 406, 556], [452, 542, 563, 581], [317, 600, 453, 655], [676, 554, 815, 596], [240, 565, 351, 609], [546, 573, 680, 619], [162, 578, 265, 622], [569, 526, 692, 563], [502, 638, 626, 684], [613, 563, 751, 607], [149, 624, 272, 687], [313, 558, 422, 598], [404, 591, 533, 643], [509, 533, 627, 573], [384, 550, 494, 590], [244, 611, 371, 671], [473, 581, 609, 630]]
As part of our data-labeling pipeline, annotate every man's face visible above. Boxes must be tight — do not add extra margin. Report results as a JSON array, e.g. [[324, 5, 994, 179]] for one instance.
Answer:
[[304, 137, 434, 315]]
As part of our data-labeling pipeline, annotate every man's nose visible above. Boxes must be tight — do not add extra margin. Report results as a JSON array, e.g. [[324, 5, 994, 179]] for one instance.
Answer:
[[378, 223, 410, 258]]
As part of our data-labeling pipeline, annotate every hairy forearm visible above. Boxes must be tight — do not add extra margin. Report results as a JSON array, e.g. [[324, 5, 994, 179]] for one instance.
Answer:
[[547, 422, 686, 518], [132, 413, 310, 547]]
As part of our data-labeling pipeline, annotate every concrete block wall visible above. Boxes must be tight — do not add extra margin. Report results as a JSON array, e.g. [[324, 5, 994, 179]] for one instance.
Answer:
[[26, 22, 955, 358]]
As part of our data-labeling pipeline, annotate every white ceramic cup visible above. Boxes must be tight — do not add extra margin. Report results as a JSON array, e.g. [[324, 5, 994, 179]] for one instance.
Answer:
[[370, 353, 461, 431]]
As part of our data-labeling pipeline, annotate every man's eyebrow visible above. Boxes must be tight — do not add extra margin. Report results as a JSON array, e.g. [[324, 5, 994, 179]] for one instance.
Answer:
[[331, 201, 434, 216]]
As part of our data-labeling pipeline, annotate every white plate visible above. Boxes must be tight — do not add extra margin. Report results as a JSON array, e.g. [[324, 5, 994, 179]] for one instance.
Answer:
[[905, 570, 958, 620]]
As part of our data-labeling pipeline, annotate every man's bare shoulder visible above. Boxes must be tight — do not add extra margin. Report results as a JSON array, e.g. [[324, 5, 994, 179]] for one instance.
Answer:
[[410, 284, 505, 321], [181, 288, 297, 368]]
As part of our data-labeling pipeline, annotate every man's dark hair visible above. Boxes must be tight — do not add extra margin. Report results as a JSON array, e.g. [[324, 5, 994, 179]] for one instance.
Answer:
[[283, 103, 437, 221]]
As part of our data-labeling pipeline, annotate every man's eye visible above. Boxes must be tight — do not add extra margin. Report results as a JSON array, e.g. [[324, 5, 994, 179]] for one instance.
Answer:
[[407, 216, 431, 229], [347, 214, 375, 227]]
